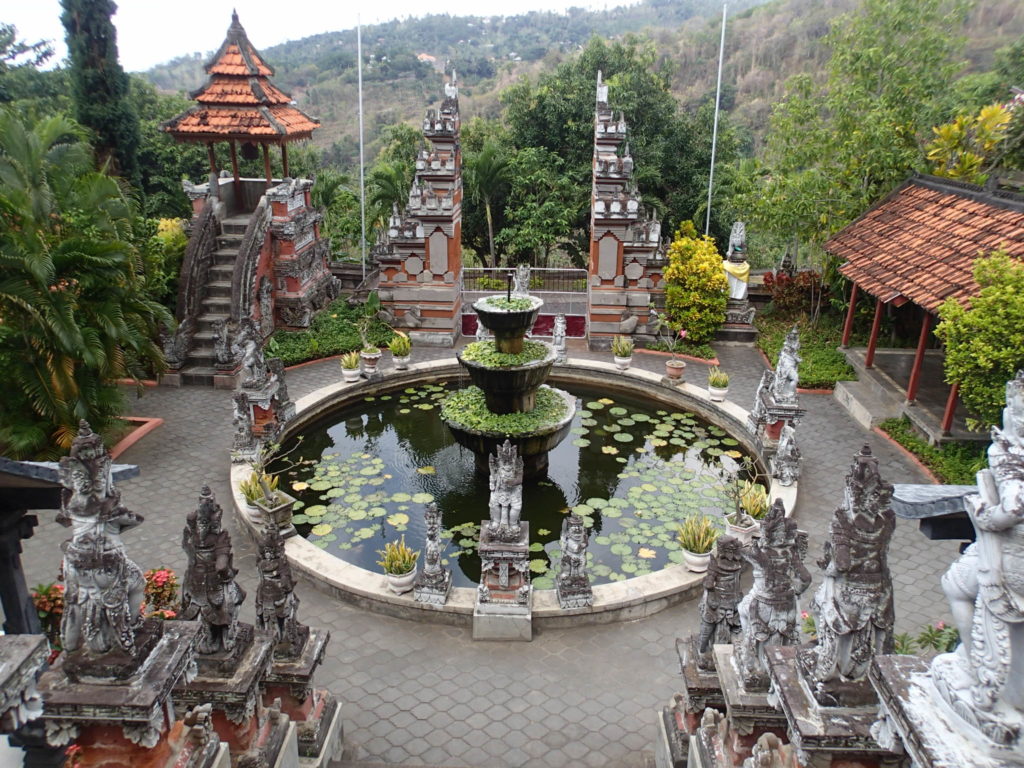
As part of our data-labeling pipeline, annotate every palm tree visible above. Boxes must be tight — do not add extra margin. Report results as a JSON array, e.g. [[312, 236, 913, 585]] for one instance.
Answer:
[[464, 141, 510, 268], [0, 109, 170, 457], [367, 161, 411, 231]]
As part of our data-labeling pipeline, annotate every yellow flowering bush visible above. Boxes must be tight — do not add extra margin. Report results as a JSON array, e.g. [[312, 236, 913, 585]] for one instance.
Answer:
[[662, 221, 728, 344]]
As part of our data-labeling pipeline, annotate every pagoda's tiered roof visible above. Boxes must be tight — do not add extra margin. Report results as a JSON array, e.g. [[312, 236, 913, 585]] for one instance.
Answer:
[[163, 12, 318, 144]]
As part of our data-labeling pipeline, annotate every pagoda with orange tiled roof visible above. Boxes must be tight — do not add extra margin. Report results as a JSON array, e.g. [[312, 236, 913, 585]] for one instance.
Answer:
[[163, 11, 318, 186]]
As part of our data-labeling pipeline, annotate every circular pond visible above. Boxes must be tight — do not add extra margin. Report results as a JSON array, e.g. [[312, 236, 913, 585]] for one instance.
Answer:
[[279, 378, 758, 590]]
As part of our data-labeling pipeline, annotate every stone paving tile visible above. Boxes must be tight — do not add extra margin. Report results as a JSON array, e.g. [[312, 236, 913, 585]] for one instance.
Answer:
[[13, 340, 959, 767]]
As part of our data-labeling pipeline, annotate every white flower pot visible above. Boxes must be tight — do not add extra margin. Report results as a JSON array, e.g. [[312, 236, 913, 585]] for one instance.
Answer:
[[393, 355, 411, 371], [681, 549, 711, 573], [614, 355, 633, 371], [726, 519, 759, 546], [360, 349, 382, 374], [708, 385, 729, 402], [385, 568, 417, 595], [341, 367, 361, 383]]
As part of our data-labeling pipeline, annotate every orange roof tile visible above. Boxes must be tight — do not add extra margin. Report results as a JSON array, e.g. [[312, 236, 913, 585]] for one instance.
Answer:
[[827, 175, 1024, 312], [163, 105, 318, 141], [207, 43, 273, 77], [193, 75, 291, 106]]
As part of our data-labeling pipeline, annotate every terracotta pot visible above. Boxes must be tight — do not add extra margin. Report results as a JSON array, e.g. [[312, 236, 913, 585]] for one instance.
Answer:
[[613, 355, 633, 371], [681, 549, 711, 573], [385, 568, 417, 595], [666, 360, 686, 380], [708, 385, 729, 402]]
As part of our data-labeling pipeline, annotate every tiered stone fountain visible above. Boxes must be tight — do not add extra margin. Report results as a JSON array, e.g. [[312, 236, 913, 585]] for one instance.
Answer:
[[441, 288, 576, 477]]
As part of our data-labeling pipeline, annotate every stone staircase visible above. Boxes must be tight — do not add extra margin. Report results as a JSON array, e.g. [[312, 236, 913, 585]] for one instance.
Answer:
[[178, 213, 251, 386]]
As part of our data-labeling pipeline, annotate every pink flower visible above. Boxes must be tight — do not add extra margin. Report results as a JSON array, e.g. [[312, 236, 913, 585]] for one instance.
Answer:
[[678, 329, 688, 340], [800, 611, 809, 620], [936, 621, 945, 630]]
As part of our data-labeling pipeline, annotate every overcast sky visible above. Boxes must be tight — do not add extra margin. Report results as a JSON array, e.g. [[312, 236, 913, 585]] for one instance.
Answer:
[[7, 0, 630, 73]]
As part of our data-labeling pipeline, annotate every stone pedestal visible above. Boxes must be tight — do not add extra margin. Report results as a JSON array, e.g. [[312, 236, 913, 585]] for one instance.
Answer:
[[656, 637, 728, 768], [716, 299, 757, 343], [766, 646, 903, 767], [870, 654, 1024, 768], [39, 623, 213, 768], [413, 565, 452, 606], [713, 644, 788, 763], [473, 522, 532, 641], [255, 491, 298, 540], [173, 623, 295, 768], [261, 629, 343, 768]]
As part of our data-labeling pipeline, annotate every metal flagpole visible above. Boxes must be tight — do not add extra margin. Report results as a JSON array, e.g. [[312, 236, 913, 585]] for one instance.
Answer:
[[358, 18, 367, 281], [705, 2, 727, 235]]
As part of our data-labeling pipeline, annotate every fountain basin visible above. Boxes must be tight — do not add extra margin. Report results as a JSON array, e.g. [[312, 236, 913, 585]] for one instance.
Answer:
[[456, 343, 557, 414], [473, 295, 543, 354], [443, 386, 577, 476]]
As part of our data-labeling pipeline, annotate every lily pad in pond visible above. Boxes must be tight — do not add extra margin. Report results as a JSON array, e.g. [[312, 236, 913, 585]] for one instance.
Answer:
[[412, 493, 434, 504], [387, 512, 410, 526], [613, 432, 634, 443], [310, 523, 333, 536], [572, 438, 591, 448], [417, 466, 436, 475], [529, 559, 549, 574]]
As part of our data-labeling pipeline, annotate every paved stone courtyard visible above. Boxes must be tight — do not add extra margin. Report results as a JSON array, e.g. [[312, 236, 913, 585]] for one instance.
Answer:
[[18, 342, 956, 767]]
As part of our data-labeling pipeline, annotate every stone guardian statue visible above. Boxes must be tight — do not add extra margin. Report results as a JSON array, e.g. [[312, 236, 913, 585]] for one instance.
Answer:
[[723, 221, 749, 302], [696, 535, 745, 672], [487, 440, 524, 540]]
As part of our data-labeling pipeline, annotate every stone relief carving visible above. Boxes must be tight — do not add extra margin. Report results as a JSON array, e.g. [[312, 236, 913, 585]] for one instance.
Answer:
[[259, 277, 274, 338], [232, 319, 268, 389], [487, 440, 523, 541], [808, 445, 895, 687], [930, 371, 1024, 747], [736, 500, 811, 689], [57, 421, 146, 655], [181, 486, 247, 655]]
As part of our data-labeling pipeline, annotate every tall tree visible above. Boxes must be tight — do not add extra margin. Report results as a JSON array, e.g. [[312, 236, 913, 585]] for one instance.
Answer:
[[747, 0, 970, 248], [463, 141, 510, 268], [61, 0, 142, 188], [0, 110, 170, 457]]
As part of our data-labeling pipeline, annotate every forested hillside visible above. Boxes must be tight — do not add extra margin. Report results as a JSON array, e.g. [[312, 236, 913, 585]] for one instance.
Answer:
[[141, 0, 1024, 162]]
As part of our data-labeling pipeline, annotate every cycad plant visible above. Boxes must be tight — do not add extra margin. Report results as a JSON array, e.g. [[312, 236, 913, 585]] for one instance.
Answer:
[[0, 110, 171, 457]]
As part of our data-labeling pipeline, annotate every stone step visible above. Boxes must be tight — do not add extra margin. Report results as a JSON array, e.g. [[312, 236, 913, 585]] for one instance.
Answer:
[[221, 216, 250, 235], [186, 349, 216, 366], [195, 313, 229, 332], [179, 365, 216, 386], [833, 378, 903, 431], [207, 280, 233, 298], [213, 248, 238, 266], [209, 263, 234, 280], [201, 295, 231, 312]]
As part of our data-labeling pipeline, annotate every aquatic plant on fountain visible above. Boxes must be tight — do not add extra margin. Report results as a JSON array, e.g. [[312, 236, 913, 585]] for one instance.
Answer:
[[458, 340, 555, 413], [377, 535, 419, 594]]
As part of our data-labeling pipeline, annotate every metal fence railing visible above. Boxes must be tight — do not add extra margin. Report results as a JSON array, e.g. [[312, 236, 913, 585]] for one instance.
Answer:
[[460, 267, 590, 338]]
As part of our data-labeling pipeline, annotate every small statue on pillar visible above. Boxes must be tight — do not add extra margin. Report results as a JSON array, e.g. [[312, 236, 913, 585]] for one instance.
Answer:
[[695, 535, 745, 673], [57, 421, 146, 656], [255, 522, 304, 658], [723, 222, 755, 325], [553, 313, 567, 363], [487, 440, 523, 541], [414, 503, 452, 605], [770, 328, 800, 405], [771, 424, 801, 487], [232, 319, 269, 389], [555, 513, 593, 609], [803, 446, 895, 704], [512, 263, 531, 296], [181, 486, 247, 655], [736, 500, 811, 690], [930, 371, 1024, 747]]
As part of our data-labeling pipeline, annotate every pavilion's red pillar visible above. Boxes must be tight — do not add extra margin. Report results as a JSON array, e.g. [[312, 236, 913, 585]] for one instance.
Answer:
[[262, 143, 272, 187], [906, 312, 933, 404], [281, 144, 290, 178], [206, 142, 218, 175], [865, 297, 884, 368], [841, 282, 859, 347], [941, 382, 960, 435]]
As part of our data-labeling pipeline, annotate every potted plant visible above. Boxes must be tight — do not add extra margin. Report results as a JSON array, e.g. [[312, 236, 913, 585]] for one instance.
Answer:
[[728, 480, 769, 543], [666, 328, 687, 380], [340, 351, 361, 383], [611, 335, 634, 370], [240, 471, 278, 511], [389, 333, 412, 370], [677, 515, 721, 572], [241, 441, 304, 538], [377, 535, 420, 594], [355, 291, 385, 374], [707, 366, 730, 401]]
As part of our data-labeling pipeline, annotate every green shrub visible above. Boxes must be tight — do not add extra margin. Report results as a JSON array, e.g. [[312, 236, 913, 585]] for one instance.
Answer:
[[878, 417, 987, 485], [266, 298, 394, 366], [644, 339, 718, 361], [936, 249, 1024, 429], [755, 315, 856, 389], [662, 221, 728, 344], [440, 386, 568, 435]]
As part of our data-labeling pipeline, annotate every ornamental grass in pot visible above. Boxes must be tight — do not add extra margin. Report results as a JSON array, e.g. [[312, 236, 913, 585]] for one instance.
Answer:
[[728, 480, 769, 544], [611, 335, 634, 370], [340, 351, 361, 383], [377, 535, 420, 594], [677, 515, 721, 572], [707, 366, 730, 401], [389, 333, 412, 370]]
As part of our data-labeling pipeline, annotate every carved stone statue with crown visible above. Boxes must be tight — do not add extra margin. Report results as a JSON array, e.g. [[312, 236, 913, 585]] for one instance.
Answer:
[[555, 513, 593, 609], [181, 487, 247, 655], [802, 445, 895, 705], [255, 522, 304, 658], [736, 500, 811, 690], [57, 421, 147, 657], [487, 440, 524, 542], [414, 503, 452, 605], [748, 328, 804, 446], [929, 372, 1024, 750], [695, 535, 745, 673]]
